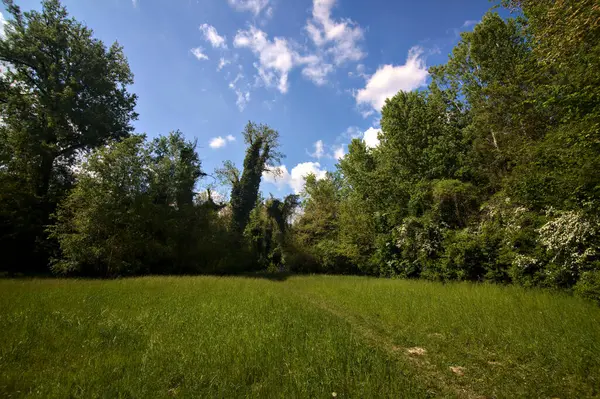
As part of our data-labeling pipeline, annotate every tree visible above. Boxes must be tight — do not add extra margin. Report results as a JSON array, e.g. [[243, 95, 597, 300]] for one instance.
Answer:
[[148, 131, 203, 208], [49, 132, 208, 276], [48, 136, 150, 276], [220, 122, 282, 234], [0, 0, 138, 271]]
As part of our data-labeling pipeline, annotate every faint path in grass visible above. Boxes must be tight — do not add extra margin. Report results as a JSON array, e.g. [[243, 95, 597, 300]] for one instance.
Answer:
[[288, 287, 485, 399]]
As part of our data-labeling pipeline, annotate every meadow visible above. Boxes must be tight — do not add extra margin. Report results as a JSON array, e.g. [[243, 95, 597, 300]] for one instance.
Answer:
[[1, 276, 599, 398]]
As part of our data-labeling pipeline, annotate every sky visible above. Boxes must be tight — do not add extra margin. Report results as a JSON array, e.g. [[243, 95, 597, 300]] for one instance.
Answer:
[[0, 0, 497, 198]]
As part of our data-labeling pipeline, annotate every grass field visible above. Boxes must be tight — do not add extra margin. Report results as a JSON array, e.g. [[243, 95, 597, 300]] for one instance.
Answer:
[[1, 276, 599, 398]]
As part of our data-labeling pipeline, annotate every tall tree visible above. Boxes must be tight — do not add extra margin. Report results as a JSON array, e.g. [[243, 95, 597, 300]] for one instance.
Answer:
[[220, 122, 282, 234], [0, 0, 138, 270]]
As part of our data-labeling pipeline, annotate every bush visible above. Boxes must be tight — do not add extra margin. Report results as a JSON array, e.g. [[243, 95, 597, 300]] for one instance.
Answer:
[[432, 180, 479, 228], [574, 269, 600, 304], [439, 229, 488, 281], [537, 209, 600, 288], [393, 216, 444, 279]]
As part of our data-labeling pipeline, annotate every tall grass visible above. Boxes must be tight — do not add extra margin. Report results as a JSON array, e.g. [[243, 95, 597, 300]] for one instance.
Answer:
[[1, 276, 599, 398], [0, 277, 426, 398], [287, 276, 600, 398]]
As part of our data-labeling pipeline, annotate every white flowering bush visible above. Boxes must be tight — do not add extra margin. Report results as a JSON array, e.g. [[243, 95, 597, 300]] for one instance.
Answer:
[[393, 216, 445, 278], [537, 209, 600, 287]]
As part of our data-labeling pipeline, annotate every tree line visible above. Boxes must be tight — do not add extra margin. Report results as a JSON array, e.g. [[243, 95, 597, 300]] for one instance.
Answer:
[[1, 0, 599, 301]]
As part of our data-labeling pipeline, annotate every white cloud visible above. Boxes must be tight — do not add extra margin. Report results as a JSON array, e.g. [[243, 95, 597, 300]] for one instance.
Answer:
[[190, 47, 209, 61], [263, 162, 327, 194], [333, 145, 345, 160], [309, 140, 325, 159], [228, 73, 250, 111], [363, 127, 381, 149], [229, 72, 244, 89], [234, 89, 250, 111], [227, 0, 270, 16], [232, 0, 366, 93], [234, 26, 340, 92], [462, 20, 479, 28], [209, 137, 227, 149], [209, 134, 237, 149], [217, 58, 231, 71], [132, 0, 138, 8], [355, 46, 428, 114], [234, 26, 296, 94], [200, 24, 227, 49], [306, 0, 365, 65], [343, 126, 363, 140], [301, 61, 333, 86]]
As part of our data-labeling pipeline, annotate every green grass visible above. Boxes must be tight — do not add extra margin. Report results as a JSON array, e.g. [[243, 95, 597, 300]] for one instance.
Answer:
[[1, 276, 599, 398]]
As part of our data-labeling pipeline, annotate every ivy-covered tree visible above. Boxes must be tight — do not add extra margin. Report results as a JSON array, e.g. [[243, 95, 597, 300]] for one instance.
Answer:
[[219, 122, 282, 234]]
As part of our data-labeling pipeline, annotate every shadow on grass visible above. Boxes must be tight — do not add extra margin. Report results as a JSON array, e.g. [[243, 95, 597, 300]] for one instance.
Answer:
[[237, 271, 293, 282], [0, 270, 296, 282]]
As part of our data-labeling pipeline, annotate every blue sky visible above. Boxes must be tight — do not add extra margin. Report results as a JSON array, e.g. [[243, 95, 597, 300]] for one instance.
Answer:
[[1, 0, 495, 197]]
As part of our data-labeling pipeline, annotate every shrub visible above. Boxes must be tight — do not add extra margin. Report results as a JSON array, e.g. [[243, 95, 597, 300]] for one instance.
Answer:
[[432, 180, 479, 228], [393, 216, 444, 279], [574, 269, 600, 304], [440, 229, 488, 281], [537, 209, 600, 287]]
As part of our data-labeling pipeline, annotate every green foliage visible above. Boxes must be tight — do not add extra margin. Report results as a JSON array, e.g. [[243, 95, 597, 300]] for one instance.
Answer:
[[48, 132, 236, 276], [292, 173, 357, 274], [291, 0, 600, 296], [574, 270, 600, 304], [0, 0, 137, 272], [537, 210, 600, 287], [431, 179, 478, 228], [227, 122, 282, 235]]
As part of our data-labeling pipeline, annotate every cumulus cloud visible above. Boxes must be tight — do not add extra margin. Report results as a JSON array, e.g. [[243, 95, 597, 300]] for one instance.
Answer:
[[343, 126, 363, 140], [234, 26, 297, 93], [232, 0, 366, 92], [227, 0, 270, 16], [234, 26, 338, 92], [355, 46, 428, 114], [306, 0, 365, 65], [363, 127, 381, 148], [308, 140, 325, 159], [209, 137, 227, 149], [200, 24, 227, 49], [263, 162, 327, 194], [190, 47, 209, 61], [301, 61, 334, 86], [209, 134, 237, 149]]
